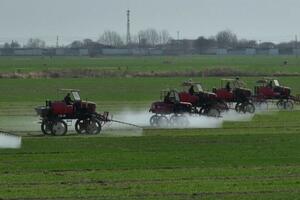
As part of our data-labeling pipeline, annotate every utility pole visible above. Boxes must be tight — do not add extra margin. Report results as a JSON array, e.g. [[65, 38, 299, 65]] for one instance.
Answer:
[[56, 36, 59, 48], [295, 35, 298, 58], [126, 10, 131, 45]]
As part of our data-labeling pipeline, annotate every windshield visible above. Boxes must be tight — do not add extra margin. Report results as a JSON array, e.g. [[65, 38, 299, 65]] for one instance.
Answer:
[[194, 84, 203, 92], [72, 91, 81, 101], [274, 80, 280, 87]]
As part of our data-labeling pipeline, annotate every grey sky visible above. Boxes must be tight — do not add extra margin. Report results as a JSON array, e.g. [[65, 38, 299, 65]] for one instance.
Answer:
[[0, 0, 299, 45]]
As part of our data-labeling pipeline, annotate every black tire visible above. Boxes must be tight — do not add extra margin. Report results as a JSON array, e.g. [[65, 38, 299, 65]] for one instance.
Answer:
[[284, 100, 294, 111], [75, 119, 88, 134], [157, 115, 169, 127], [207, 108, 220, 117], [169, 114, 178, 126], [149, 115, 159, 127], [242, 102, 255, 114], [41, 120, 52, 135], [217, 101, 229, 112], [277, 100, 284, 110], [235, 103, 243, 113], [255, 101, 268, 111], [51, 120, 67, 136], [170, 115, 189, 127], [86, 119, 102, 134]]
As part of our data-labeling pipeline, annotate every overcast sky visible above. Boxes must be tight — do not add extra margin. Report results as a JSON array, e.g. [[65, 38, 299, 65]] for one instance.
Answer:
[[0, 0, 299, 45]]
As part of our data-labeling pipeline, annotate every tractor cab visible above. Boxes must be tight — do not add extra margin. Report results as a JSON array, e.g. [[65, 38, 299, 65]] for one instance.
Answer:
[[179, 80, 217, 105], [161, 90, 180, 104], [39, 89, 96, 118], [255, 79, 291, 98], [149, 89, 192, 115], [215, 78, 251, 102]]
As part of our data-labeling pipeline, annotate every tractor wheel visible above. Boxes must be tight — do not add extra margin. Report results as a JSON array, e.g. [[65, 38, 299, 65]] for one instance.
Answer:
[[242, 102, 255, 114], [41, 120, 52, 135], [277, 100, 285, 110], [255, 101, 268, 111], [207, 108, 220, 117], [157, 115, 169, 127], [169, 114, 178, 126], [235, 103, 243, 113], [284, 100, 294, 111], [217, 101, 229, 112], [170, 115, 189, 127], [86, 119, 102, 134], [51, 120, 67, 136], [205, 108, 220, 117], [149, 115, 159, 127], [75, 119, 88, 134]]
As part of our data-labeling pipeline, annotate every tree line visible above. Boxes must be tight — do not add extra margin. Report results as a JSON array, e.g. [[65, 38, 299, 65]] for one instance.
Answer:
[[1, 29, 299, 50]]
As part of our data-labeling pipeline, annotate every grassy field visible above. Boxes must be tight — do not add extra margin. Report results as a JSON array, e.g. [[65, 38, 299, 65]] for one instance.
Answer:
[[0, 55, 300, 75], [1, 56, 300, 199], [1, 111, 300, 199]]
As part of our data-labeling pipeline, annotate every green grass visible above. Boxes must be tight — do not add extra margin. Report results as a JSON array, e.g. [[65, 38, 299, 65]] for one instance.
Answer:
[[1, 111, 300, 199], [0, 55, 300, 74]]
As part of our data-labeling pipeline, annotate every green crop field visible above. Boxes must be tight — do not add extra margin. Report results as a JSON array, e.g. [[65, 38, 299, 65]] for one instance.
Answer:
[[1, 56, 300, 199], [1, 111, 300, 199], [0, 55, 300, 75]]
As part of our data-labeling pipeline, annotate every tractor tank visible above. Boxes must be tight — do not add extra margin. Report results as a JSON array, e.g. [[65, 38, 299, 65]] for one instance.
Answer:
[[80, 101, 96, 113]]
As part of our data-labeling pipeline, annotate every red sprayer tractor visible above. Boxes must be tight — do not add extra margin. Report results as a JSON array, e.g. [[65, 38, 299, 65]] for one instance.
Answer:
[[178, 81, 223, 116], [213, 78, 255, 113], [253, 78, 294, 110], [35, 89, 139, 136], [149, 89, 192, 127]]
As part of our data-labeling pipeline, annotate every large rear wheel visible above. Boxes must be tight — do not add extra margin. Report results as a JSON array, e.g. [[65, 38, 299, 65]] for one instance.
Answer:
[[51, 120, 67, 136], [41, 120, 52, 135], [157, 115, 169, 127], [86, 119, 102, 134], [75, 119, 88, 134], [242, 102, 255, 113], [149, 115, 159, 127], [170, 114, 189, 127], [284, 100, 294, 111], [235, 103, 243, 113], [207, 108, 220, 117], [276, 100, 284, 110]]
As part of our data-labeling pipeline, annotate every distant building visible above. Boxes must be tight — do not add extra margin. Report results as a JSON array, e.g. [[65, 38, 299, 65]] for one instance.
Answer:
[[245, 48, 256, 55], [79, 49, 89, 56], [14, 48, 43, 56], [257, 48, 279, 55], [269, 49, 279, 55], [216, 48, 227, 55], [55, 48, 65, 56], [293, 49, 300, 56], [102, 48, 131, 56]]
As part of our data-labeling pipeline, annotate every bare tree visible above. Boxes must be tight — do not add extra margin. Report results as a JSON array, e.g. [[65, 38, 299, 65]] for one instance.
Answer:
[[216, 30, 237, 48], [3, 40, 20, 49], [158, 30, 171, 45], [195, 36, 217, 52], [70, 40, 83, 48], [138, 28, 159, 47], [236, 39, 257, 48], [98, 31, 124, 47], [26, 38, 46, 48]]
